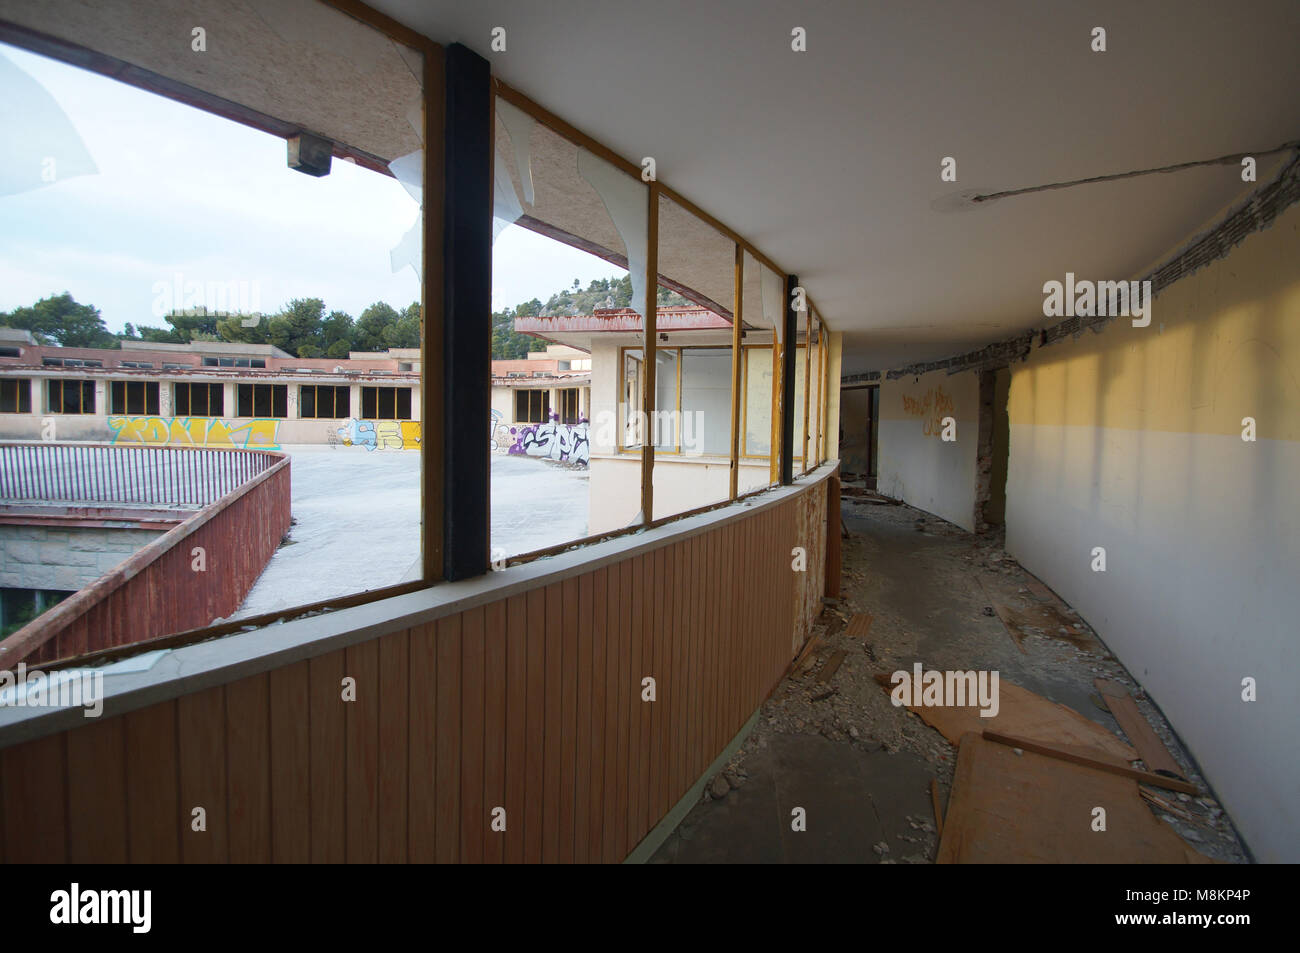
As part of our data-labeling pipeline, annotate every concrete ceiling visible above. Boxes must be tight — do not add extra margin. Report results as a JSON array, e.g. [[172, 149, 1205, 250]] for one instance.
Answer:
[[376, 0, 1300, 373]]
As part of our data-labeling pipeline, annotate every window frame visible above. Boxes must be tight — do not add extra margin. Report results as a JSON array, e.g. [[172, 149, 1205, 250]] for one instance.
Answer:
[[0, 378, 32, 414]]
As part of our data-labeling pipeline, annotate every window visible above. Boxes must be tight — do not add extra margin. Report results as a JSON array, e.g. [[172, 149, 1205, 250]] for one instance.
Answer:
[[514, 389, 549, 424], [620, 349, 644, 448], [119, 361, 154, 369], [742, 346, 774, 457], [46, 379, 95, 414], [162, 362, 188, 370], [558, 388, 581, 424], [0, 378, 32, 413], [110, 380, 160, 415], [301, 384, 350, 418], [680, 348, 731, 456], [360, 386, 412, 420], [0, 347, 21, 358], [203, 356, 266, 368], [236, 383, 288, 418], [173, 381, 224, 416], [42, 357, 102, 368]]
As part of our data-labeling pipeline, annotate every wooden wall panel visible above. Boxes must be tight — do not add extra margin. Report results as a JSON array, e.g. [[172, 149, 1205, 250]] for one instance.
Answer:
[[0, 485, 831, 864]]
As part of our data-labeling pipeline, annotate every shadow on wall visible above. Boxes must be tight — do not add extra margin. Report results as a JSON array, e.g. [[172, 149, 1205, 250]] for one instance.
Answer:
[[1003, 207, 1300, 861]]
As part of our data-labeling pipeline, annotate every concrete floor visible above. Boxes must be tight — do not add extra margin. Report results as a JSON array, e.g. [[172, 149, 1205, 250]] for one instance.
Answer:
[[651, 494, 1248, 864], [231, 448, 588, 619]]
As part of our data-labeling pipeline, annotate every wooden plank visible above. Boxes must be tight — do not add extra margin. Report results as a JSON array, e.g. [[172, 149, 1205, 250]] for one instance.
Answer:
[[434, 613, 462, 862], [483, 600, 507, 864], [558, 577, 578, 862], [344, 640, 379, 863], [825, 474, 841, 597], [873, 674, 1138, 764], [816, 650, 846, 685], [3, 734, 67, 863], [588, 567, 608, 862], [178, 685, 227, 863], [625, 554, 644, 847], [845, 612, 873, 640], [729, 242, 743, 501], [504, 595, 529, 864], [574, 571, 594, 862], [378, 631, 410, 863], [309, 649, 347, 863], [523, 588, 546, 863], [606, 558, 629, 862], [408, 622, 437, 862], [982, 730, 1201, 796], [269, 660, 311, 863], [642, 546, 660, 837], [66, 718, 125, 863], [124, 701, 181, 862], [225, 673, 271, 863], [930, 778, 944, 838], [1093, 678, 1184, 779], [665, 538, 676, 816], [542, 582, 563, 863], [688, 532, 704, 787], [938, 732, 1211, 863], [640, 182, 659, 524], [460, 606, 486, 864]]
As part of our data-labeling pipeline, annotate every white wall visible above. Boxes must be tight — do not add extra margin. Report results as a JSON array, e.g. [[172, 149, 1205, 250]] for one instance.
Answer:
[[876, 369, 980, 531], [1004, 202, 1300, 862]]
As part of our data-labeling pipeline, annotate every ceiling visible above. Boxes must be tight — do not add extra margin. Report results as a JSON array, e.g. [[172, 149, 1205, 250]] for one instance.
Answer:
[[376, 0, 1300, 373]]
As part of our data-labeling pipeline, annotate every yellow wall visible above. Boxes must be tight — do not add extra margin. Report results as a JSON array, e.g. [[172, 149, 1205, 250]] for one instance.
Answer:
[[1005, 201, 1300, 862]]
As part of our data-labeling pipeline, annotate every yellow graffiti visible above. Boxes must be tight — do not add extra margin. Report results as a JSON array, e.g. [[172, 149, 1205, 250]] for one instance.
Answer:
[[108, 416, 280, 449], [332, 419, 421, 450], [901, 387, 955, 438]]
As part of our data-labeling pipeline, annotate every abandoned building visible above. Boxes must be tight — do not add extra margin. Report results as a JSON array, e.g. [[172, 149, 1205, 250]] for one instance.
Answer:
[[0, 0, 1296, 871]]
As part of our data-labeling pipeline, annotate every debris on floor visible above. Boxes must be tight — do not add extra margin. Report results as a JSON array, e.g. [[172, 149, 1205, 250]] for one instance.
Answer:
[[652, 498, 1248, 864]]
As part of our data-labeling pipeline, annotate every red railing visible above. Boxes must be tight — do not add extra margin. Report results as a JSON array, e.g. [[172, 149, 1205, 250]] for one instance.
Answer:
[[0, 445, 291, 667], [0, 442, 276, 507]]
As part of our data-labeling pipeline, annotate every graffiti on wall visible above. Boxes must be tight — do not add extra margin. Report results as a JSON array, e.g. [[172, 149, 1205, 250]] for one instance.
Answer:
[[329, 419, 421, 451], [901, 386, 955, 438], [507, 414, 590, 466], [489, 408, 514, 452], [108, 416, 280, 449]]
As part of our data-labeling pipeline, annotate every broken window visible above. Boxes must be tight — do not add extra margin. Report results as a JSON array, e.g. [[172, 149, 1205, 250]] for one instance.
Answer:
[[300, 384, 349, 419], [360, 386, 412, 420], [236, 383, 287, 418], [110, 380, 160, 415], [45, 379, 95, 414], [173, 381, 223, 417], [558, 387, 581, 424], [515, 388, 549, 424], [0, 378, 32, 413]]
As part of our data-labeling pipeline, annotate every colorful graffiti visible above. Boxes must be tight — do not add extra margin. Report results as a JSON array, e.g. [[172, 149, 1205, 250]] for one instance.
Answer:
[[508, 414, 590, 466], [901, 386, 956, 438], [329, 419, 421, 451], [488, 408, 514, 452], [108, 416, 280, 449]]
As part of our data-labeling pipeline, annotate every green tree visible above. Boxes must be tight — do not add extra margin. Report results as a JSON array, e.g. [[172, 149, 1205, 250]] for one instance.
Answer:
[[353, 301, 400, 352], [1, 292, 118, 348], [266, 298, 326, 357]]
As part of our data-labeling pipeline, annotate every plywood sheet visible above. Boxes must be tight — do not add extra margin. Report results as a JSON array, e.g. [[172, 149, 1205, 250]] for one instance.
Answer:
[[875, 674, 1138, 763], [936, 733, 1213, 864]]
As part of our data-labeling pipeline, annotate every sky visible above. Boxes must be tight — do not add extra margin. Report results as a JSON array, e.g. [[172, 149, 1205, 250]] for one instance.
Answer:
[[0, 42, 624, 333]]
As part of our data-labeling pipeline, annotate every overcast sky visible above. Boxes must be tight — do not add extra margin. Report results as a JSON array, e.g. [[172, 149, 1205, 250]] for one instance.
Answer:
[[0, 42, 624, 333]]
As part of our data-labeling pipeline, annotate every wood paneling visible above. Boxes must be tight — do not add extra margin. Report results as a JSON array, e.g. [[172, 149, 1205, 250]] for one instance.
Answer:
[[0, 482, 827, 863]]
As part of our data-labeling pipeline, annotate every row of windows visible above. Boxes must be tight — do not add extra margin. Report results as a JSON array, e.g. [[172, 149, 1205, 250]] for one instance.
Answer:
[[0, 379, 415, 419]]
